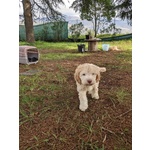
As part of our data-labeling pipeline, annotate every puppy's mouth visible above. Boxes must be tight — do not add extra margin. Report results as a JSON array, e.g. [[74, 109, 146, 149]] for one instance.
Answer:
[[85, 83, 94, 86]]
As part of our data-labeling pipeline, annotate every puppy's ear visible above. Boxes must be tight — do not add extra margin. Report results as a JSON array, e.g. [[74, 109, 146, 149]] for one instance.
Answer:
[[99, 67, 106, 72], [96, 74, 100, 82], [74, 68, 81, 84], [96, 67, 106, 82]]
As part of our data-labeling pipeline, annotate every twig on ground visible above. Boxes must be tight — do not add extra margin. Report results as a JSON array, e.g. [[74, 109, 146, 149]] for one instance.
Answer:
[[101, 127, 116, 135], [115, 109, 132, 118], [102, 134, 107, 143]]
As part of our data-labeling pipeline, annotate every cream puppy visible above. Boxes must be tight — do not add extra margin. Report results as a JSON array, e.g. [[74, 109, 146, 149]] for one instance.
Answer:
[[74, 63, 106, 111]]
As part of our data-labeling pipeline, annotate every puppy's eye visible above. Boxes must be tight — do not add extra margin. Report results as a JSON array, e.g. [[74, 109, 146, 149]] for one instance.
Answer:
[[82, 73, 86, 76], [92, 73, 95, 75]]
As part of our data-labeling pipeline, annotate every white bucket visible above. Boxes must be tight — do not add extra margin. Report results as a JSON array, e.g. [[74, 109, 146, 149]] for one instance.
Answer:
[[102, 44, 110, 51]]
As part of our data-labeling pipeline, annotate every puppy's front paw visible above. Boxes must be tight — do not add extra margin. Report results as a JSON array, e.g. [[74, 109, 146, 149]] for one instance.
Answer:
[[92, 94, 99, 99], [79, 104, 88, 111]]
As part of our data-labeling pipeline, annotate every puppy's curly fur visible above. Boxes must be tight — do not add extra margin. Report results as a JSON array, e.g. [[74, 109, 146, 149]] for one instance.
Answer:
[[74, 63, 106, 111]]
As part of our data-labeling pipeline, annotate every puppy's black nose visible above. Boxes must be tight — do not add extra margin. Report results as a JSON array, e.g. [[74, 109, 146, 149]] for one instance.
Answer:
[[87, 80, 92, 84]]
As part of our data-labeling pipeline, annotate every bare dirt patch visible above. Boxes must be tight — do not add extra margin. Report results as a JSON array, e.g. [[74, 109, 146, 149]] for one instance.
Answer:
[[19, 49, 132, 150]]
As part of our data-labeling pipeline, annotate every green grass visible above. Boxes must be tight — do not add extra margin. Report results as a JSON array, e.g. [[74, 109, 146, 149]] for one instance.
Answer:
[[41, 52, 90, 60], [19, 41, 87, 50], [20, 40, 132, 63], [100, 40, 132, 51], [115, 88, 130, 103], [116, 50, 132, 62], [19, 40, 132, 51]]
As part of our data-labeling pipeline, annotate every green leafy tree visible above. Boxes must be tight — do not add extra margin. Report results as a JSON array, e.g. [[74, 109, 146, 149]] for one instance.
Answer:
[[70, 0, 116, 37], [69, 22, 84, 42], [20, 0, 65, 43], [115, 0, 132, 25]]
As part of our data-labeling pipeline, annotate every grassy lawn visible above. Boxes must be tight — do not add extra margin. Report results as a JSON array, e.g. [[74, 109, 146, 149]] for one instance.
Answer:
[[19, 40, 132, 150], [20, 40, 132, 51]]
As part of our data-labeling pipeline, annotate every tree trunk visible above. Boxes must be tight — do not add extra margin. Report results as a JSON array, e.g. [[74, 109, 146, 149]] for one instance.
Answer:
[[94, 0, 97, 37], [22, 0, 35, 43]]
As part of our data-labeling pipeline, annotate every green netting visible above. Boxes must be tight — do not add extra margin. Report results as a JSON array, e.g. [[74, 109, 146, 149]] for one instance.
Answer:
[[19, 22, 68, 41], [19, 25, 26, 41]]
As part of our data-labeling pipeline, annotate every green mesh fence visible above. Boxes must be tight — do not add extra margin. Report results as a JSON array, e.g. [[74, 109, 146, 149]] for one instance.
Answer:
[[19, 22, 68, 41], [19, 25, 26, 41]]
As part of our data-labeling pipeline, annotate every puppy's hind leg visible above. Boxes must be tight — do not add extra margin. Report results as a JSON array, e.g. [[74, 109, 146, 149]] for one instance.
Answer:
[[78, 91, 88, 111]]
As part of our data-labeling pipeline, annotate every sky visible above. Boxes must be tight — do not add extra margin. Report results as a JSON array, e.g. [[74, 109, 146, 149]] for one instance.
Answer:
[[58, 0, 79, 16]]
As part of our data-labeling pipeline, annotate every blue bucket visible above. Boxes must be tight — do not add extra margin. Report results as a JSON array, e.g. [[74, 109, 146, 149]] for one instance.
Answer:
[[102, 44, 110, 51]]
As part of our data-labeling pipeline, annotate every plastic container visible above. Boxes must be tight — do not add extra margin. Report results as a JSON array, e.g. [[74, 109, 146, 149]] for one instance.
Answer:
[[85, 35, 89, 39], [102, 44, 110, 51], [77, 44, 85, 53], [19, 46, 40, 65]]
